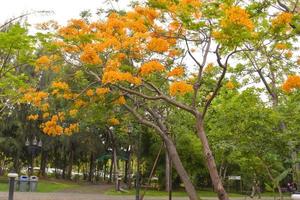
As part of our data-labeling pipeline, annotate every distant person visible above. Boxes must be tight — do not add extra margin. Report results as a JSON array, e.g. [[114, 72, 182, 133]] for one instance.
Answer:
[[251, 180, 261, 199], [288, 182, 293, 193], [293, 182, 298, 192]]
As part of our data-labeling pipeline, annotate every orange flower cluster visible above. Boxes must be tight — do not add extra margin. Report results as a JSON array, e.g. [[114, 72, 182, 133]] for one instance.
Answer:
[[204, 63, 214, 73], [147, 38, 170, 53], [282, 75, 300, 92], [167, 67, 185, 77], [43, 112, 50, 119], [285, 51, 293, 58], [35, 56, 51, 71], [51, 81, 70, 91], [108, 118, 120, 125], [86, 89, 94, 97], [96, 87, 110, 95], [221, 6, 254, 31], [275, 43, 288, 50], [69, 109, 78, 117], [135, 6, 159, 22], [169, 81, 193, 96], [74, 99, 87, 108], [80, 45, 102, 65], [58, 19, 89, 39], [105, 59, 121, 71], [64, 123, 79, 136], [27, 114, 39, 121], [225, 81, 235, 89], [114, 96, 126, 105], [140, 61, 165, 76], [272, 12, 293, 27], [41, 115, 63, 136], [40, 103, 49, 112], [24, 90, 49, 106], [102, 71, 142, 85]]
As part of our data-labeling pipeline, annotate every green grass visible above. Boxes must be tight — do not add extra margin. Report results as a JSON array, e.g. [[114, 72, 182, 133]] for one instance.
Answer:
[[104, 189, 244, 197], [0, 178, 79, 192], [105, 189, 291, 197]]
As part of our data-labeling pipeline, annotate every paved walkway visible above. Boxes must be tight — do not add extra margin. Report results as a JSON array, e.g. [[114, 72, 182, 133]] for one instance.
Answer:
[[0, 192, 292, 200]]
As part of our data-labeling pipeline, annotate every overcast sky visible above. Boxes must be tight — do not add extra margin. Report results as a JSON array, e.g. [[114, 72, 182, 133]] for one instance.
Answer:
[[0, 0, 129, 26]]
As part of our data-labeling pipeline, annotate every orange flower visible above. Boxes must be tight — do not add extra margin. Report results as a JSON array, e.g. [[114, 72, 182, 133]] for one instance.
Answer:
[[275, 43, 288, 50], [225, 81, 235, 89], [169, 81, 193, 96], [69, 109, 78, 117], [86, 89, 94, 97], [27, 114, 39, 121], [282, 75, 300, 92], [40, 103, 49, 112], [51, 81, 70, 91], [108, 118, 120, 125], [272, 12, 293, 27], [221, 6, 254, 31], [114, 96, 126, 105], [80, 45, 102, 65], [36, 56, 50, 66], [167, 67, 185, 77], [140, 61, 165, 76], [96, 87, 110, 95], [102, 71, 141, 85], [42, 112, 50, 119], [147, 38, 170, 53]]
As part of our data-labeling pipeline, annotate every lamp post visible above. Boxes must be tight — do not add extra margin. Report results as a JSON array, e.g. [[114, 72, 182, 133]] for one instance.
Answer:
[[25, 137, 42, 176], [8, 172, 18, 200]]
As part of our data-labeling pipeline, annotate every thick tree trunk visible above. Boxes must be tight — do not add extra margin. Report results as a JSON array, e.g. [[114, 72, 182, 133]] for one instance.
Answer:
[[124, 105, 198, 200], [196, 117, 229, 200], [163, 135, 199, 200]]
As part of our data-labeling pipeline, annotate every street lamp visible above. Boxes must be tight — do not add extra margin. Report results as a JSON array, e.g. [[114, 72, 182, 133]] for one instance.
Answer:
[[25, 137, 42, 176]]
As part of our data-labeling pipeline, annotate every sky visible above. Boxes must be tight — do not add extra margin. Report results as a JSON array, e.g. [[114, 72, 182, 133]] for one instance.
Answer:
[[0, 0, 129, 26]]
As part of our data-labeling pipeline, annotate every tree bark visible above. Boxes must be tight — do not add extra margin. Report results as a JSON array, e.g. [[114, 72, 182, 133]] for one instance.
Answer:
[[88, 152, 95, 182], [39, 150, 48, 177], [113, 146, 119, 191], [124, 104, 199, 200], [165, 150, 171, 193], [196, 116, 229, 200], [163, 135, 199, 200], [67, 149, 74, 180]]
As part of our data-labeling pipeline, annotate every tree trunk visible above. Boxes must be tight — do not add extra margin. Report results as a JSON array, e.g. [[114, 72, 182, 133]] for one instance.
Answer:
[[196, 117, 229, 200], [165, 151, 171, 192], [39, 150, 48, 177], [127, 151, 132, 189], [163, 135, 199, 200], [113, 146, 119, 191], [109, 158, 113, 183], [88, 153, 95, 182], [104, 161, 107, 181], [67, 149, 74, 180]]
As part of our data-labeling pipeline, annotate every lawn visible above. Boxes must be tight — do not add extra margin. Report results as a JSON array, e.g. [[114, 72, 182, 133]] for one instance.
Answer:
[[104, 189, 244, 197], [0, 177, 79, 192], [105, 189, 290, 198]]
